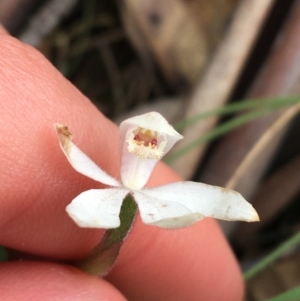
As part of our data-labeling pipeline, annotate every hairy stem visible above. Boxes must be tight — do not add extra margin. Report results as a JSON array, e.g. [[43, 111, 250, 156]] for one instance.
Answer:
[[75, 194, 137, 276]]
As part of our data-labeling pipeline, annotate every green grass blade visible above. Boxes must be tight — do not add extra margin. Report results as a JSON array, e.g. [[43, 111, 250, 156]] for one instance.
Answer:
[[166, 108, 271, 164], [60, 0, 95, 76], [175, 95, 300, 132], [244, 230, 300, 281], [264, 285, 300, 301]]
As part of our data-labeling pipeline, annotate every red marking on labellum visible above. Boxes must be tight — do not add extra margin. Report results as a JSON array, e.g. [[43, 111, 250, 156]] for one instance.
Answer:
[[150, 139, 158, 146], [134, 134, 157, 147]]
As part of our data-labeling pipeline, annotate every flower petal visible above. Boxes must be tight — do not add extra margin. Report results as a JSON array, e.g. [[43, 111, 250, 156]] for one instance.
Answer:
[[66, 188, 129, 228], [134, 181, 259, 229], [119, 112, 183, 157], [55, 124, 120, 187], [120, 151, 157, 190], [133, 190, 204, 228], [119, 112, 183, 189]]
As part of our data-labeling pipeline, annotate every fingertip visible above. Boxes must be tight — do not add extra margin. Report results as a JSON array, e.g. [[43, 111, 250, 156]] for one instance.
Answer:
[[0, 31, 244, 301], [0, 261, 127, 301], [0, 34, 117, 258], [107, 217, 244, 301], [0, 24, 8, 35]]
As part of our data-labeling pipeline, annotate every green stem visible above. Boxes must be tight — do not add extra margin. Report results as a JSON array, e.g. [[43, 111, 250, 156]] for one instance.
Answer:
[[244, 230, 300, 281], [75, 194, 137, 276]]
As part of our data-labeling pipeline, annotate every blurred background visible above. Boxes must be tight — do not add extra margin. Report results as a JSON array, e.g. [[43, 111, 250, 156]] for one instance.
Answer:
[[1, 0, 300, 300]]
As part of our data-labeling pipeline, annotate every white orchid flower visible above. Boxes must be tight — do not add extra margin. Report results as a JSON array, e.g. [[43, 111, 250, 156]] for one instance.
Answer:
[[55, 112, 259, 229]]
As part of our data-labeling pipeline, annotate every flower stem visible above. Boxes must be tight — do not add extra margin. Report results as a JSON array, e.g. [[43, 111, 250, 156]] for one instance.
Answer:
[[74, 194, 137, 276]]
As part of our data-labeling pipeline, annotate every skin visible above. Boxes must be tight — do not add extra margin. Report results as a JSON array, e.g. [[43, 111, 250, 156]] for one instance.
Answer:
[[0, 26, 244, 300]]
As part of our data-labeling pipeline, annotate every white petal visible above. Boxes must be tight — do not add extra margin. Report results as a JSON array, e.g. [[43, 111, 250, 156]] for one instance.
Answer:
[[133, 190, 204, 228], [119, 112, 183, 156], [66, 188, 129, 229], [120, 112, 182, 140], [119, 112, 183, 189], [134, 181, 259, 229], [121, 150, 157, 190], [55, 124, 120, 187]]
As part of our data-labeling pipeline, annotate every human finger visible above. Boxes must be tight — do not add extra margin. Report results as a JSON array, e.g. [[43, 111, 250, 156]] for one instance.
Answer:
[[0, 24, 8, 35], [0, 261, 127, 301], [107, 164, 244, 301], [0, 34, 244, 301]]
